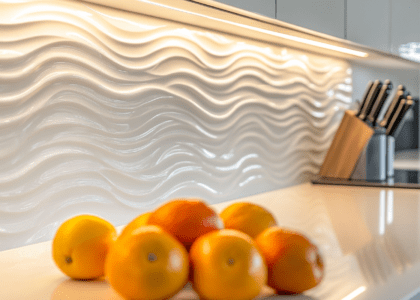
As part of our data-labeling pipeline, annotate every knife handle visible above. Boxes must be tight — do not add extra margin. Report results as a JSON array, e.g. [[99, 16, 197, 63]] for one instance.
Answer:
[[398, 84, 406, 92], [386, 99, 406, 135], [366, 80, 392, 125], [386, 99, 414, 136], [359, 80, 382, 121], [388, 99, 414, 136], [356, 81, 374, 117], [379, 89, 405, 129]]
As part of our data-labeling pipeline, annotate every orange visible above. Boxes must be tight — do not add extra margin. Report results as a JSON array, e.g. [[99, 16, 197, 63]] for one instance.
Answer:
[[52, 215, 117, 280], [105, 225, 189, 300], [220, 202, 277, 239], [189, 229, 267, 300], [255, 227, 324, 294], [119, 212, 151, 239], [148, 199, 223, 250]]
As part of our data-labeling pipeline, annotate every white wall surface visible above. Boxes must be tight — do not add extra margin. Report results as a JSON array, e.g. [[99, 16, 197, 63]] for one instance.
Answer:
[[0, 0, 352, 251]]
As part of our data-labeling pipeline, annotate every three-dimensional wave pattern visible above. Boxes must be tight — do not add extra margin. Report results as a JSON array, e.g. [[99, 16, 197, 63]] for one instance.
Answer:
[[0, 1, 352, 249]]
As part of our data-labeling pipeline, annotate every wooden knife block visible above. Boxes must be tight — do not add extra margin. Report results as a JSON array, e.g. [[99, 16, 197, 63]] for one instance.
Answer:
[[319, 110, 374, 179]]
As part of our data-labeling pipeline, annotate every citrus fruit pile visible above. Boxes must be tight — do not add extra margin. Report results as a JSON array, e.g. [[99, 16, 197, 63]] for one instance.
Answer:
[[52, 199, 324, 299]]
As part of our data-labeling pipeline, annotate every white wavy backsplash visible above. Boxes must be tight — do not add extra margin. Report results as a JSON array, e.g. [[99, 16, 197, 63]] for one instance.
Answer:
[[0, 0, 352, 250]]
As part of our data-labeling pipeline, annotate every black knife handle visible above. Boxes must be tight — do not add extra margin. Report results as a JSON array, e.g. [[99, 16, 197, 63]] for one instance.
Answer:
[[379, 89, 405, 128], [359, 80, 382, 121], [387, 99, 414, 136], [367, 80, 392, 125], [356, 81, 374, 117], [386, 99, 406, 136]]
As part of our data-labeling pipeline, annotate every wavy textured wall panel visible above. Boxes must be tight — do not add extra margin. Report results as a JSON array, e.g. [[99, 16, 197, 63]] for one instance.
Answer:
[[0, 0, 352, 250]]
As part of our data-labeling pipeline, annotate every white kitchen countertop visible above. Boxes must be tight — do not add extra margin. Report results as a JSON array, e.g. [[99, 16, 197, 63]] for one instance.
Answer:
[[2, 182, 420, 300]]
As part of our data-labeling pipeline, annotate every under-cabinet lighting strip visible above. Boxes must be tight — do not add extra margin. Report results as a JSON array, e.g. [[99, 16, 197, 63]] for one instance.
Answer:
[[139, 0, 368, 58]]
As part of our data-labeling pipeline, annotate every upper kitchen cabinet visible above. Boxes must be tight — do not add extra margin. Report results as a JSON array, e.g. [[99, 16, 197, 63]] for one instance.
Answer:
[[276, 0, 345, 39], [347, 0, 420, 61], [347, 0, 391, 52], [213, 0, 276, 19], [390, 0, 420, 59]]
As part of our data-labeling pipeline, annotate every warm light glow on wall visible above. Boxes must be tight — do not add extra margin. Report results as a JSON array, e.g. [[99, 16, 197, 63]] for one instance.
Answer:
[[138, 0, 368, 58], [0, 0, 353, 251]]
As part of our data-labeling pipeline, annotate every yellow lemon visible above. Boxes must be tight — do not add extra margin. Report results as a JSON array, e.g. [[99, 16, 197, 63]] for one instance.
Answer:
[[52, 215, 117, 280]]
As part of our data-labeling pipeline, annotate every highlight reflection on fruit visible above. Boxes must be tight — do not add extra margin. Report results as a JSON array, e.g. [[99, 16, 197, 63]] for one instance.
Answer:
[[105, 225, 189, 300], [148, 199, 224, 250], [189, 229, 267, 300], [52, 215, 117, 280], [220, 202, 277, 238], [255, 227, 324, 294]]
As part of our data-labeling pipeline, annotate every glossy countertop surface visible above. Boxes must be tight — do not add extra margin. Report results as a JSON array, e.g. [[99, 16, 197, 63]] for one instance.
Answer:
[[2, 182, 420, 300]]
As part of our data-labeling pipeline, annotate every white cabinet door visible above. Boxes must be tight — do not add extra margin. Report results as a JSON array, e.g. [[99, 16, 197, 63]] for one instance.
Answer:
[[214, 0, 276, 19], [276, 0, 345, 39], [347, 0, 391, 52], [390, 0, 420, 58], [347, 0, 420, 58]]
